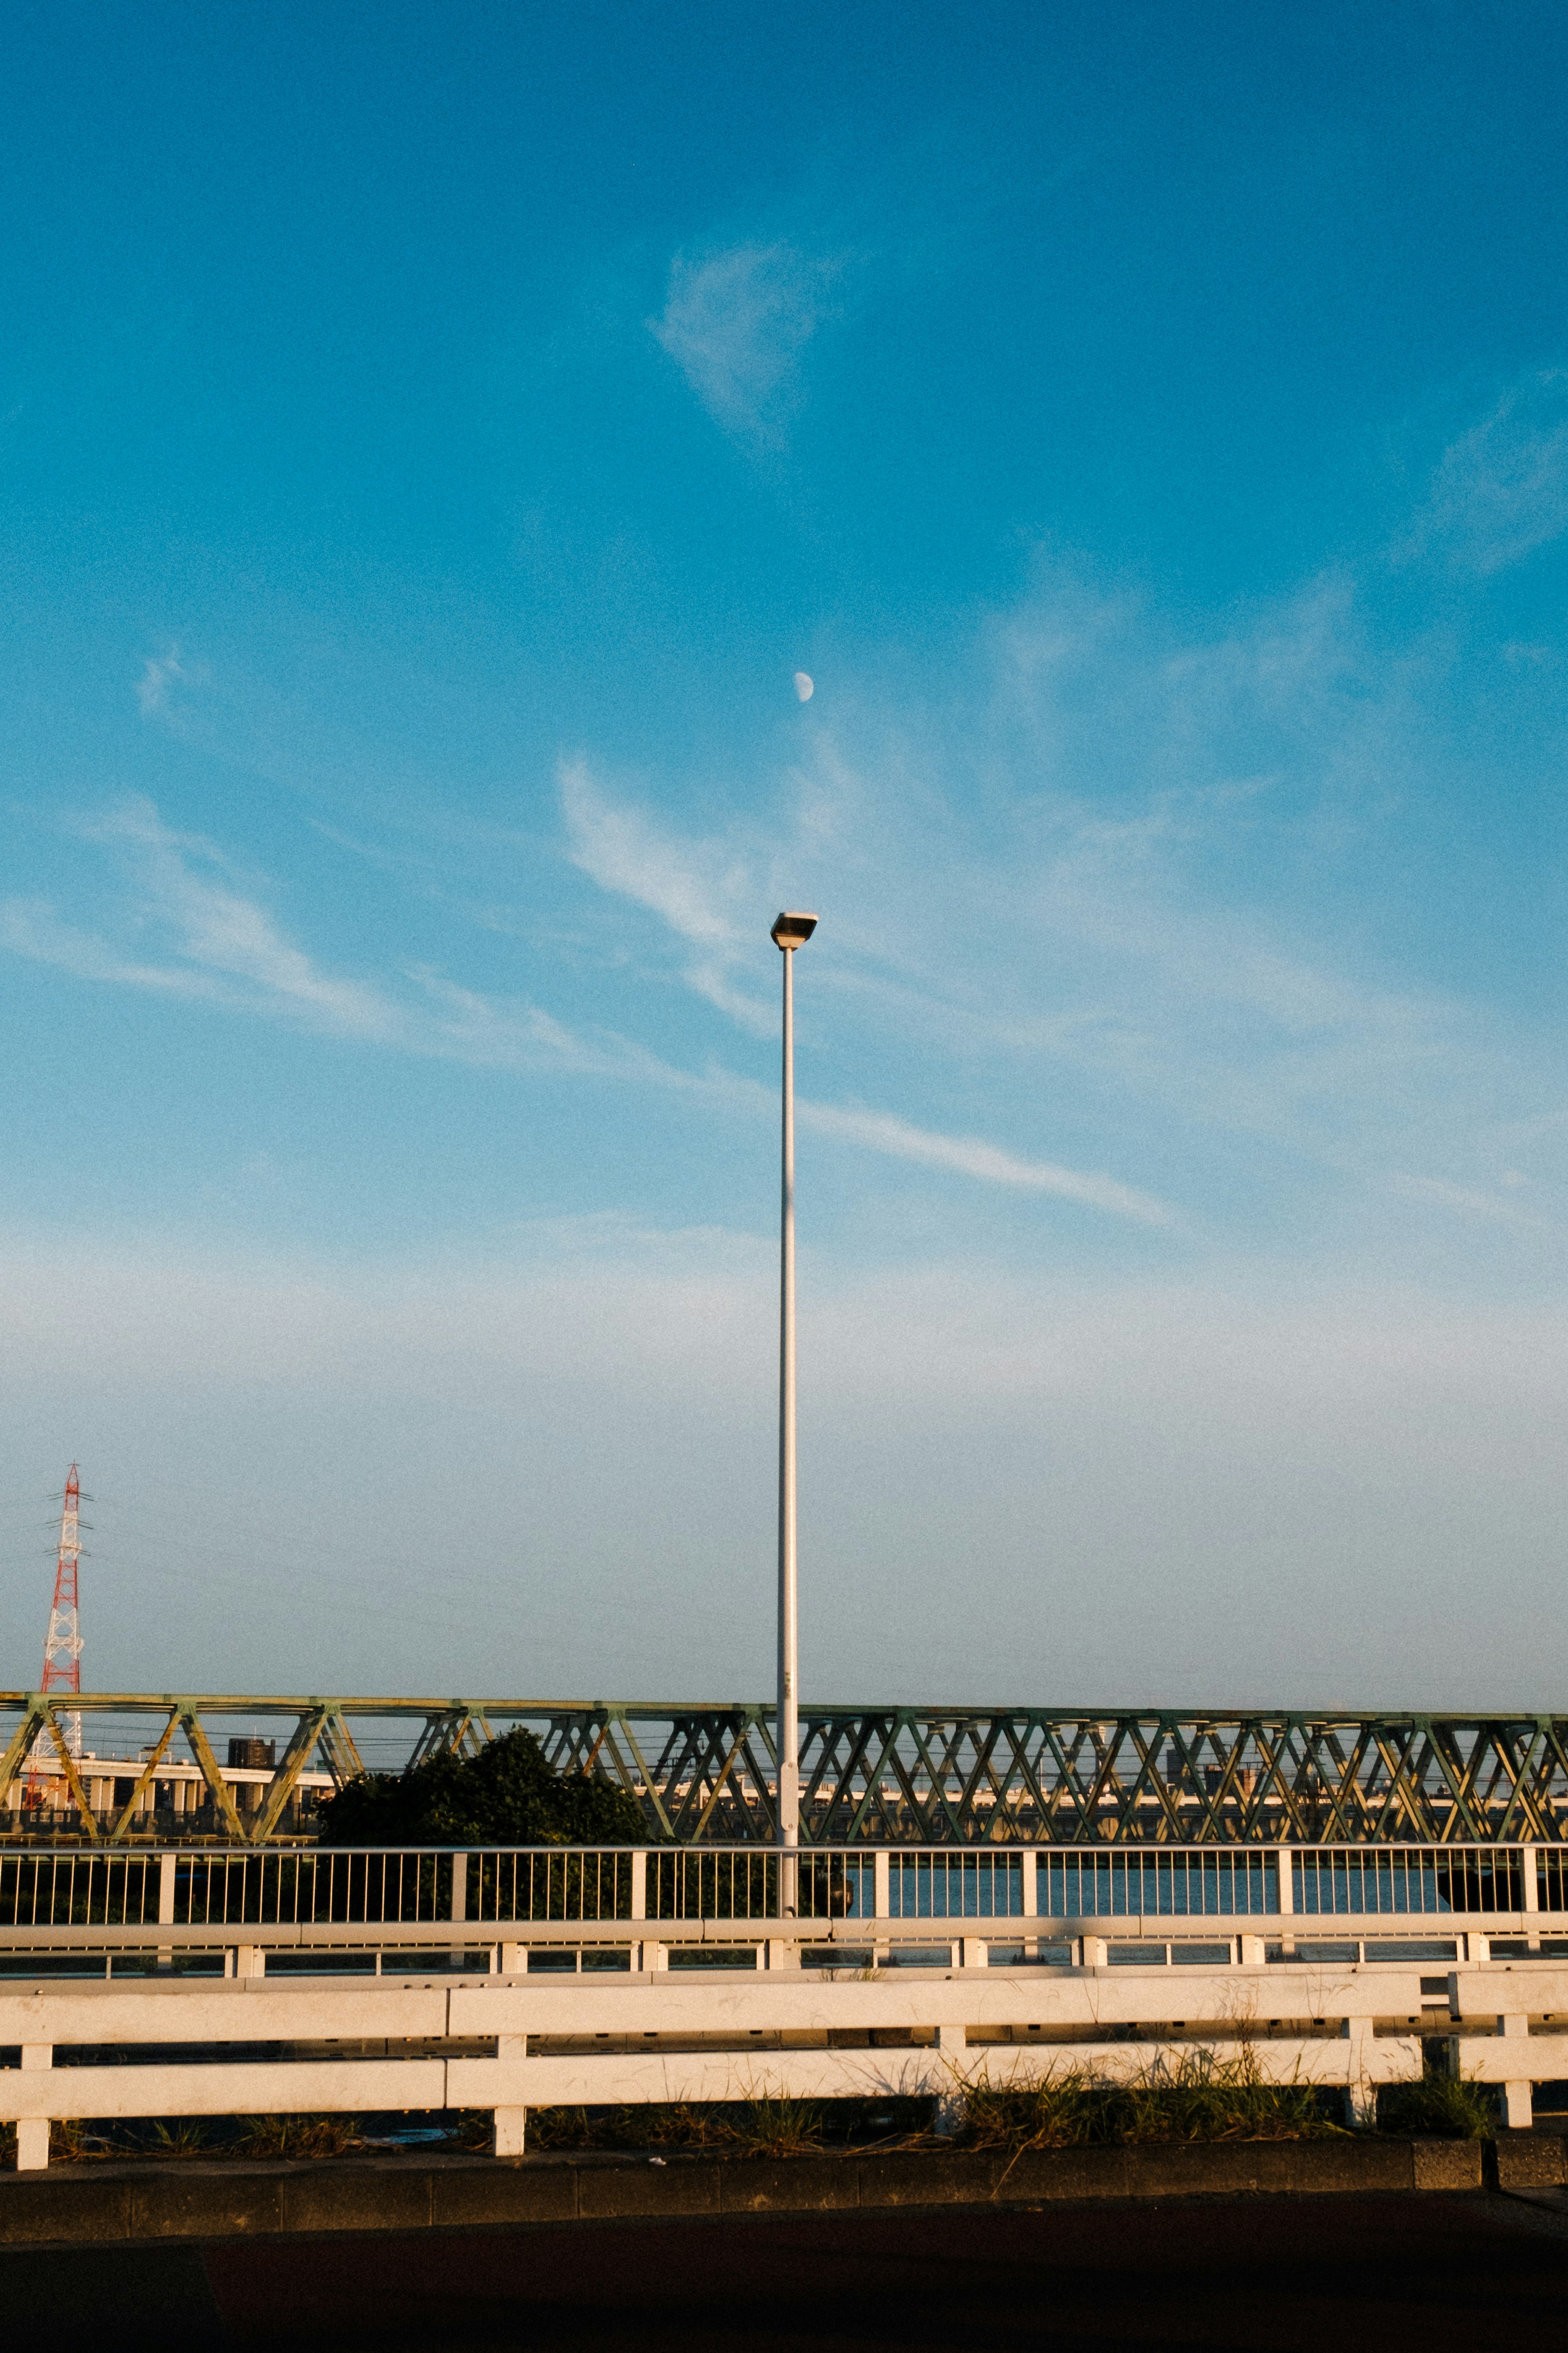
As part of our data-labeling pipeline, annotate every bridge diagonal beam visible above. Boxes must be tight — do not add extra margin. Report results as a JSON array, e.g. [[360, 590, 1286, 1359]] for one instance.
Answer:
[[107, 1710, 180, 1842], [178, 1708, 247, 1840], [251, 1708, 330, 1844], [612, 1720, 677, 1842], [0, 1701, 47, 1808], [42, 1710, 102, 1839], [839, 1717, 900, 1844], [314, 1708, 366, 1789]]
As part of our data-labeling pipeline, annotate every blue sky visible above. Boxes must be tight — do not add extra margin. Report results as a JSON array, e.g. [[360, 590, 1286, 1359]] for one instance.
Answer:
[[3, 1, 1568, 1705]]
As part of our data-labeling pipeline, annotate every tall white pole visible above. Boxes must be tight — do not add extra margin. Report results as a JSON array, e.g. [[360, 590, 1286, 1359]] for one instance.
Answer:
[[777, 939, 799, 1870]]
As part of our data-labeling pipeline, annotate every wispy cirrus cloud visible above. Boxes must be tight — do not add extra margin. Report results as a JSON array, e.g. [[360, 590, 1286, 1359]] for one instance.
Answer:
[[799, 1103, 1174, 1226], [1, 798, 664, 1082], [551, 568, 1568, 1248], [560, 758, 1180, 1225], [3, 794, 1176, 1225], [560, 756, 773, 1031], [80, 799, 402, 1038], [135, 648, 187, 716], [1409, 368, 1568, 573], [649, 241, 844, 444]]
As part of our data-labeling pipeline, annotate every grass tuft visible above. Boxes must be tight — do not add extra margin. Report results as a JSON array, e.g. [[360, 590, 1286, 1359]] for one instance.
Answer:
[[960, 2045, 1343, 2150], [1379, 2068, 1496, 2139], [232, 2113, 362, 2160], [145, 2118, 216, 2159]]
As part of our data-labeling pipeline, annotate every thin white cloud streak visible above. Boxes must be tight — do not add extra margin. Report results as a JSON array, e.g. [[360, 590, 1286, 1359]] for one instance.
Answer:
[[551, 575, 1568, 1242], [2, 797, 673, 1085], [1387, 1171, 1563, 1236], [84, 799, 399, 1039], [0, 898, 229, 1000], [649, 242, 842, 444], [134, 649, 186, 716], [560, 756, 775, 1033], [799, 1104, 1174, 1227], [561, 759, 1174, 1222], [1410, 368, 1568, 573], [3, 795, 1169, 1224]]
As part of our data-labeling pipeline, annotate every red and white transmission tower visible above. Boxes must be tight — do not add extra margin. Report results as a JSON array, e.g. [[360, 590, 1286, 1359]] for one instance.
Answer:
[[39, 1464, 85, 1759]]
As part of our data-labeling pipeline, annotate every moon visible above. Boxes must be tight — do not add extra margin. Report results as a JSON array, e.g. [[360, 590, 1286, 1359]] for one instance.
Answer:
[[793, 671, 814, 702]]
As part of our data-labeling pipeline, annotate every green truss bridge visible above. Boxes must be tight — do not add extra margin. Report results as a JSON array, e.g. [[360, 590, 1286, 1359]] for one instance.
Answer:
[[5, 1694, 1568, 1847]]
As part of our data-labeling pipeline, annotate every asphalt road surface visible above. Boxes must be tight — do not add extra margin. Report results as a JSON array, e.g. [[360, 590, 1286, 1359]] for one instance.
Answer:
[[5, 2190, 1566, 2350]]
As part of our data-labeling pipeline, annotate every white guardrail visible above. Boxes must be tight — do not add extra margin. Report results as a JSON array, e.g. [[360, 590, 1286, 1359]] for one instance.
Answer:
[[5, 1842, 1568, 2170]]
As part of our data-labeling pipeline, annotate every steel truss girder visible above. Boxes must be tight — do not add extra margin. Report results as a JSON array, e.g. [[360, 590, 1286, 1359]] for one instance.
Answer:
[[4, 1695, 1568, 1846]]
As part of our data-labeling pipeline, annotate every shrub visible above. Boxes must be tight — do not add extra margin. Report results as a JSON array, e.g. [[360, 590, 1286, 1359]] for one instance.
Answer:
[[317, 1728, 649, 1848]]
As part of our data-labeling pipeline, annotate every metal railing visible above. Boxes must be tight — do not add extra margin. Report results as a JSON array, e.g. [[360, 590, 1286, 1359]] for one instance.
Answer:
[[1040, 1851, 1277, 1918], [1292, 1847, 1528, 1916], [4, 1841, 1568, 1938]]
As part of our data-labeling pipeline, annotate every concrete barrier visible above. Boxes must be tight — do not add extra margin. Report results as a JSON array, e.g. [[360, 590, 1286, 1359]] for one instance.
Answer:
[[1489, 2130, 1567, 2190], [0, 2136, 1488, 2250]]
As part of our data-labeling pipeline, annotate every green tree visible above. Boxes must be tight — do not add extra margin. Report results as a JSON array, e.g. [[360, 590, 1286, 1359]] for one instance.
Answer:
[[317, 1728, 651, 1846]]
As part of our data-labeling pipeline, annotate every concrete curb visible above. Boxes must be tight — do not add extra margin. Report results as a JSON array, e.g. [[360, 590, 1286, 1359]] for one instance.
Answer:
[[0, 2135, 1497, 2248], [1489, 2130, 1568, 2190]]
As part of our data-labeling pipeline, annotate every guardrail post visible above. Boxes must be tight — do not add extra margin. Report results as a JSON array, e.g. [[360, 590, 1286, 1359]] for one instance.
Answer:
[[873, 1850, 890, 1920], [499, 1942, 524, 1974], [1019, 1849, 1036, 1920], [1343, 2017, 1376, 2125], [1276, 1849, 1294, 1917], [17, 2047, 52, 2172], [1501, 2012, 1532, 2128], [933, 2022, 967, 2136], [1080, 1936, 1107, 1968], [493, 2034, 527, 2156], [157, 1850, 177, 1970], [630, 1850, 646, 1923], [1239, 1934, 1265, 1966], [450, 1854, 468, 1925], [1522, 1845, 1539, 1916]]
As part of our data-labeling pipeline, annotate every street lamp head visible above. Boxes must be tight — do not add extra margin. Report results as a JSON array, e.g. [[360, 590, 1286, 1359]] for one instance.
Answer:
[[771, 911, 818, 951]]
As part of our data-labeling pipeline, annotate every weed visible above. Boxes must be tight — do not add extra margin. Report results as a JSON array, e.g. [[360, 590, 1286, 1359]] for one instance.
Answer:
[[1118, 2046, 1333, 2143], [452, 2109, 501, 2153], [146, 2118, 216, 2159], [1379, 2068, 1496, 2139], [960, 2063, 1105, 2150], [232, 2113, 362, 2159], [629, 2102, 722, 2150], [523, 2103, 598, 2151], [724, 2094, 823, 2157], [959, 2045, 1343, 2152]]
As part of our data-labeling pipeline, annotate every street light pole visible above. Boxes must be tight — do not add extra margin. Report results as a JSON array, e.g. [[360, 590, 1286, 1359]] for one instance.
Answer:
[[771, 912, 817, 1891]]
